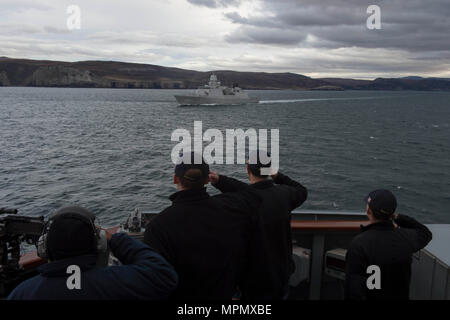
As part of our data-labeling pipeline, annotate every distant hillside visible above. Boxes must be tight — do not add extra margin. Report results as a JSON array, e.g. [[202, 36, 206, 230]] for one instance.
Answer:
[[401, 76, 450, 81], [320, 77, 450, 91], [364, 78, 450, 90], [0, 57, 326, 89], [1, 57, 450, 91], [318, 78, 372, 89]]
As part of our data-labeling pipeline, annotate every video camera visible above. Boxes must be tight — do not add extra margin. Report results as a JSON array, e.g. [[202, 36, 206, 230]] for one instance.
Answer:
[[0, 208, 45, 297]]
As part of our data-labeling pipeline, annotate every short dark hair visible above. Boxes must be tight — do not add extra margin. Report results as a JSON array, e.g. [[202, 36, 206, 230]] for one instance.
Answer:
[[178, 168, 208, 189], [247, 150, 271, 178], [247, 164, 270, 178]]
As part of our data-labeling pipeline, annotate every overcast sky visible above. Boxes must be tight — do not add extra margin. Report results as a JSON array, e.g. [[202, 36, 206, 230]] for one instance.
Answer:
[[1, 0, 449, 79]]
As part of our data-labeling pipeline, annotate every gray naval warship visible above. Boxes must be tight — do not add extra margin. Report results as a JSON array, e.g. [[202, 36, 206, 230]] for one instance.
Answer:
[[175, 74, 259, 106]]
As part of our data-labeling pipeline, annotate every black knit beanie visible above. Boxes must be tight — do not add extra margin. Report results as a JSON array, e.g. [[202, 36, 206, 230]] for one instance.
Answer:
[[46, 207, 97, 260]]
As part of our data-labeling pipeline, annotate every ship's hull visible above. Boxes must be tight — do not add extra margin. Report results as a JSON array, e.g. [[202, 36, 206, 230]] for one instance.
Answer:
[[175, 95, 259, 106]]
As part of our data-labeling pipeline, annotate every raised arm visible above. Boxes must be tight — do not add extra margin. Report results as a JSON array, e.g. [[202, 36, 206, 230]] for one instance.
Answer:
[[107, 232, 178, 300], [394, 214, 433, 252], [272, 172, 308, 210], [212, 174, 249, 193]]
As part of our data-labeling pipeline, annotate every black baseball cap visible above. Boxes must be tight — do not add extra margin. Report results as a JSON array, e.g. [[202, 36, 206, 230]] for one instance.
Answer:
[[174, 151, 210, 182], [247, 149, 272, 177], [365, 189, 397, 217]]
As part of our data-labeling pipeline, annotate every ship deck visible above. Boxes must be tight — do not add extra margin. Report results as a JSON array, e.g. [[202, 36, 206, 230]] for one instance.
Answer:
[[17, 210, 450, 300]]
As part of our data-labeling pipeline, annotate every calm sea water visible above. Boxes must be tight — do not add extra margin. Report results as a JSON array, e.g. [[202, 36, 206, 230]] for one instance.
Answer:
[[0, 87, 449, 225]]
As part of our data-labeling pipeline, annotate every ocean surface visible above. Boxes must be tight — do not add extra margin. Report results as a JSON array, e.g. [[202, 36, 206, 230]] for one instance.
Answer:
[[1, 87, 449, 225]]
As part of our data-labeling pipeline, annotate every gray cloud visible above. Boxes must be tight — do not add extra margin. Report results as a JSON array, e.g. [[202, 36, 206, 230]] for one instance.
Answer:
[[0, 0, 53, 13], [223, 0, 450, 52], [226, 26, 308, 46], [0, 24, 71, 36], [186, 0, 242, 8], [0, 0, 449, 79]]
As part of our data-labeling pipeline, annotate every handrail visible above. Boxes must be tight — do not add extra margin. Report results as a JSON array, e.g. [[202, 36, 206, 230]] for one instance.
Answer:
[[291, 220, 366, 231], [137, 209, 367, 216]]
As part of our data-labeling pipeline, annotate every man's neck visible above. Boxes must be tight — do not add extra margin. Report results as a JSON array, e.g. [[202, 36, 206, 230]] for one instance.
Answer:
[[176, 185, 206, 192], [249, 176, 269, 184], [368, 217, 392, 225]]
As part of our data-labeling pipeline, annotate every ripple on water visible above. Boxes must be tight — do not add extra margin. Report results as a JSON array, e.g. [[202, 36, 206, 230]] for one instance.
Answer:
[[0, 88, 449, 224]]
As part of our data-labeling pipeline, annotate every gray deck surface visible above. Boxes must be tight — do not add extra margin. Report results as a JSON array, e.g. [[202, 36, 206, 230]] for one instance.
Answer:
[[424, 224, 450, 266]]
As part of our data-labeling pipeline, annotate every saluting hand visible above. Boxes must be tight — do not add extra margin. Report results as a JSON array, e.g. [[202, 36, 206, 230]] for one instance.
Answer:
[[392, 213, 399, 228], [209, 171, 220, 184], [96, 226, 113, 241]]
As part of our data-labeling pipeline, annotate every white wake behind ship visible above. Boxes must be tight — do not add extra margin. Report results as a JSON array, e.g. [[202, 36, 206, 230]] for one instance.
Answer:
[[175, 74, 259, 106]]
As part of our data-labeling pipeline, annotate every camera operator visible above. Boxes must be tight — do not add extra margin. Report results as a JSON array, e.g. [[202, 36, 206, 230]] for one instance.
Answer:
[[7, 206, 178, 300]]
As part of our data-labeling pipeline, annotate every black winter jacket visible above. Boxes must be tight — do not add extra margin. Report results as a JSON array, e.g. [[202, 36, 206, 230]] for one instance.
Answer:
[[213, 172, 308, 300], [345, 214, 432, 300], [144, 187, 261, 300], [8, 233, 178, 300]]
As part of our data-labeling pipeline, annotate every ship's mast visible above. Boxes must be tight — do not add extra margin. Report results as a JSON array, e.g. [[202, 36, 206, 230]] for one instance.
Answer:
[[208, 74, 220, 88]]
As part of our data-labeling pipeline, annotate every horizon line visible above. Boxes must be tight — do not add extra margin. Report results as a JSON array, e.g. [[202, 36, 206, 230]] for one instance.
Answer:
[[1, 56, 448, 82]]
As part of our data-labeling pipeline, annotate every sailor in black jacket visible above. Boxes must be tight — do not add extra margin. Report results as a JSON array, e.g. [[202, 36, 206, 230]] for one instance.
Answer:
[[144, 152, 261, 300], [210, 151, 308, 300], [345, 189, 432, 300]]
